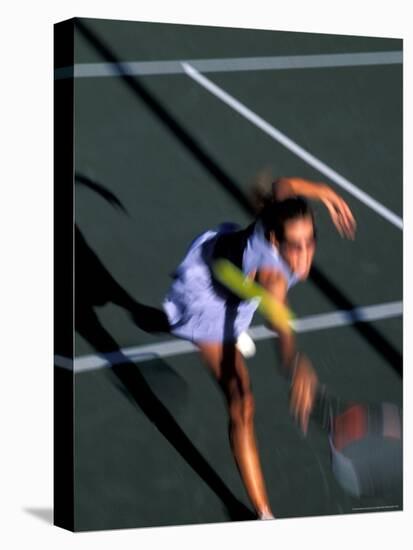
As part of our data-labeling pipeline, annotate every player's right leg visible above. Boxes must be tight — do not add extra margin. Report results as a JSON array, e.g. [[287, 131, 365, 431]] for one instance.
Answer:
[[128, 301, 171, 333]]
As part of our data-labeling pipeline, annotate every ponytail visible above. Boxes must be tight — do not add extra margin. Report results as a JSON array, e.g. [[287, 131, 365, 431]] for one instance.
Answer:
[[249, 168, 277, 214]]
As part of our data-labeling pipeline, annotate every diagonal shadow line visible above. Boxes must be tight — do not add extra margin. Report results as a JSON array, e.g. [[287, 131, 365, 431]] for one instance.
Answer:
[[76, 318, 254, 522], [74, 20, 402, 378], [74, 19, 252, 214], [75, 225, 254, 521], [75, 172, 129, 214], [310, 268, 402, 375]]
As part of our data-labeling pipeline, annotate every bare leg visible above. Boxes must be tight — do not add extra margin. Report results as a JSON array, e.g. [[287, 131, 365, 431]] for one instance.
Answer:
[[197, 342, 274, 519]]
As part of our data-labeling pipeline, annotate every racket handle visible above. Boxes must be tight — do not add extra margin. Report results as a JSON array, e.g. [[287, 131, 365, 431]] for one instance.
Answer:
[[311, 385, 341, 431]]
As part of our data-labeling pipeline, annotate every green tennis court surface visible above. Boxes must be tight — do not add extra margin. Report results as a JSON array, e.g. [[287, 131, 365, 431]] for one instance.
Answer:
[[59, 18, 402, 530]]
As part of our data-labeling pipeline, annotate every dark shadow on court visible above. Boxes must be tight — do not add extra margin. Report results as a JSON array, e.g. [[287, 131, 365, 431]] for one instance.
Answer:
[[75, 224, 170, 333], [75, 172, 129, 215], [74, 19, 402, 378], [107, 353, 189, 419], [75, 224, 255, 523]]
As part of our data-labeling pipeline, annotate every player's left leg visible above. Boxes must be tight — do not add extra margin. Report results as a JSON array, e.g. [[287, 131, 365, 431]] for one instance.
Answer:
[[197, 341, 275, 519]]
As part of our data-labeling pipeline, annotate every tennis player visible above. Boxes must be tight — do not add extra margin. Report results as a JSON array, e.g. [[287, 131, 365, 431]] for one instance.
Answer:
[[134, 177, 356, 520]]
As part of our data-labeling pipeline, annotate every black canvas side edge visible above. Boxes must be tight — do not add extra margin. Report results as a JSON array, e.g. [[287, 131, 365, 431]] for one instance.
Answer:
[[53, 18, 75, 532]]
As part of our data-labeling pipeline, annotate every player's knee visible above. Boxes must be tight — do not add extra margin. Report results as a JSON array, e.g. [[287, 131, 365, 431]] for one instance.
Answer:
[[228, 389, 255, 425]]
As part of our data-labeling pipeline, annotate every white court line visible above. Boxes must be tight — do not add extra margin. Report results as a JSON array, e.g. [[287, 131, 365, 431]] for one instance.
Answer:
[[182, 62, 403, 231], [55, 300, 402, 373], [54, 51, 402, 79]]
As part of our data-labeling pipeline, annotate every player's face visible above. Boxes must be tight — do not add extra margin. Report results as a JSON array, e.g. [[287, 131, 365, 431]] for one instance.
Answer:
[[279, 216, 316, 280]]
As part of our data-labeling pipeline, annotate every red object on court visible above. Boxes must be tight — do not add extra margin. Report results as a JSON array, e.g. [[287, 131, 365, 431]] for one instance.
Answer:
[[327, 401, 402, 498], [332, 404, 367, 451]]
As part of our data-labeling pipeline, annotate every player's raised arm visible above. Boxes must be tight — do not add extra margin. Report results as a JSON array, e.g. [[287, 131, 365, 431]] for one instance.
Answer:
[[272, 177, 356, 239], [257, 268, 318, 434]]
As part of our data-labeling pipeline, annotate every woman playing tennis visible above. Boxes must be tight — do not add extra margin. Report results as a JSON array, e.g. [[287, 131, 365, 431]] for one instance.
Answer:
[[134, 176, 356, 520]]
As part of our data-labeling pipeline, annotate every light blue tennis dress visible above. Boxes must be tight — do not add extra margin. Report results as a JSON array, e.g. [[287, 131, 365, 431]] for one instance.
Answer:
[[162, 221, 299, 343]]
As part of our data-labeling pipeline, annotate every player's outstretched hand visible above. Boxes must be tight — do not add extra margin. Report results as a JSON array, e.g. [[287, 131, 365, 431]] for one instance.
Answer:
[[320, 187, 356, 239], [289, 354, 318, 435]]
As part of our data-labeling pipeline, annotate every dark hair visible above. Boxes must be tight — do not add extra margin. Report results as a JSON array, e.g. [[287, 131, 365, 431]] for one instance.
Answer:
[[259, 196, 317, 243]]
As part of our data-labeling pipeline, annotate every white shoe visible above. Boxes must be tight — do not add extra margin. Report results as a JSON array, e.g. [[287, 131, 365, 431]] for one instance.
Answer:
[[236, 331, 256, 358], [258, 511, 275, 520]]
